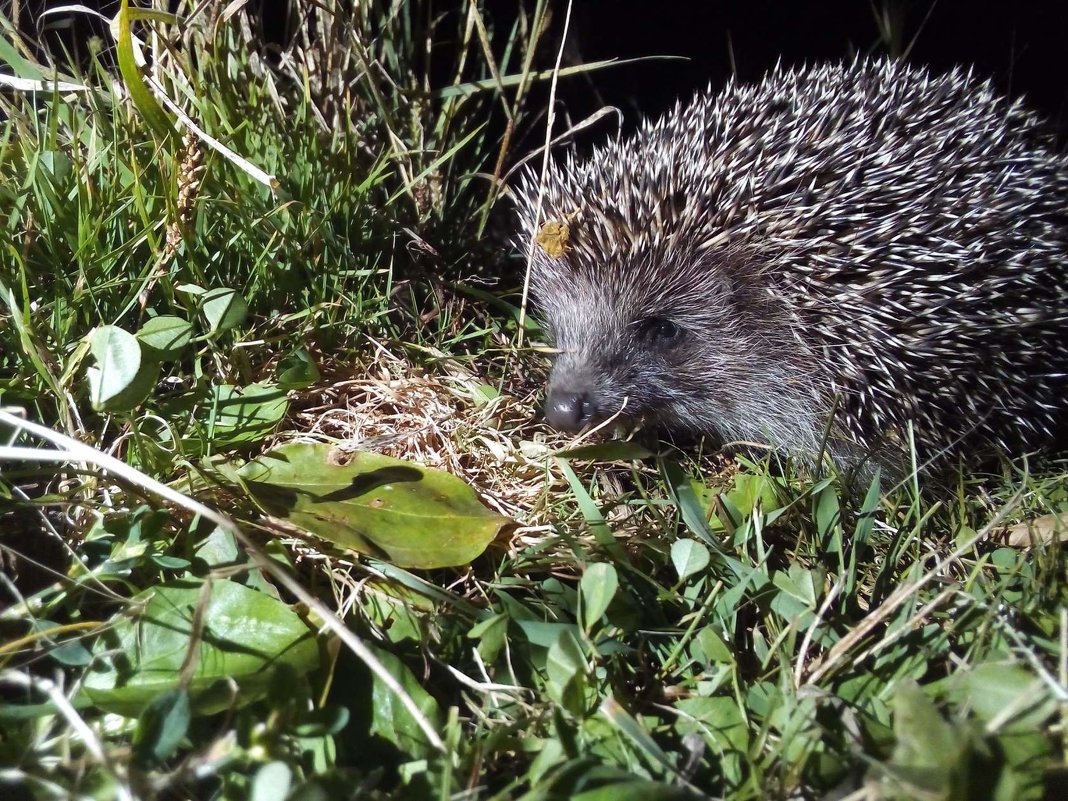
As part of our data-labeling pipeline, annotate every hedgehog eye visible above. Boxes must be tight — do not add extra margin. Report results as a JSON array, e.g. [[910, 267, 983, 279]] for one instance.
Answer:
[[639, 317, 683, 348]]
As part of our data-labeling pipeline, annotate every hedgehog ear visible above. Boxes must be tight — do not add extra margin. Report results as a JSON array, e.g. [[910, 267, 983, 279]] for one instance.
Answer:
[[682, 250, 740, 306], [703, 270, 741, 310]]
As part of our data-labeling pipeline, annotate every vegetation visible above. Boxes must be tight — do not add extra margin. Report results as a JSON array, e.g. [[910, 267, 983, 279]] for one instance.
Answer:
[[1, 2, 1065, 800]]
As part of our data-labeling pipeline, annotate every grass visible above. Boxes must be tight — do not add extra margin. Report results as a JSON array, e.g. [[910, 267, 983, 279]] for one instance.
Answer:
[[1, 2, 1067, 800]]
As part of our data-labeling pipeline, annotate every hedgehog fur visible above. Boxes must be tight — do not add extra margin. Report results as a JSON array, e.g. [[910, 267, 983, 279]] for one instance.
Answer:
[[513, 58, 1068, 473]]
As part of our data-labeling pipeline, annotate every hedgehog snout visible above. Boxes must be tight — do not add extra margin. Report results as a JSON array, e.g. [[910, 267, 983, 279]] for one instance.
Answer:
[[544, 387, 597, 432]]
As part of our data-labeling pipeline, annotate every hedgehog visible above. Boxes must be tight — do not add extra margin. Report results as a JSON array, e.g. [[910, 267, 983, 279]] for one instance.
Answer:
[[513, 58, 1068, 475]]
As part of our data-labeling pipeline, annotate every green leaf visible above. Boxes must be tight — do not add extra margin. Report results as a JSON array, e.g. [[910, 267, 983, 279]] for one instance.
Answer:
[[557, 458, 628, 563], [572, 780, 700, 801], [39, 150, 72, 186], [204, 382, 289, 446], [892, 681, 960, 764], [250, 762, 292, 801], [671, 538, 710, 580], [468, 613, 509, 663], [115, 1, 176, 139], [470, 383, 500, 404], [175, 282, 206, 297], [200, 287, 248, 335], [555, 441, 655, 461], [32, 620, 93, 667], [873, 679, 968, 797], [598, 696, 679, 777], [86, 325, 158, 412], [0, 21, 47, 79], [659, 457, 746, 579], [235, 442, 511, 568], [953, 662, 1057, 733], [693, 627, 734, 665], [194, 526, 240, 568], [546, 628, 588, 714], [132, 688, 190, 768], [773, 564, 821, 608], [293, 705, 350, 737], [276, 348, 320, 390], [813, 480, 842, 551], [673, 696, 749, 755], [579, 563, 618, 631], [365, 644, 444, 758], [81, 579, 319, 716], [730, 472, 783, 516], [136, 316, 193, 359]]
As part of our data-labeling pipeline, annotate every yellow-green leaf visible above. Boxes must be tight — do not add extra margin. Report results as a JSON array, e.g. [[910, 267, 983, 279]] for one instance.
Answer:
[[236, 442, 511, 568], [115, 0, 175, 139]]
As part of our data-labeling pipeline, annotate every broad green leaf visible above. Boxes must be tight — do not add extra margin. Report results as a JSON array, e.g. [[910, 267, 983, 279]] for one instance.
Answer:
[[136, 316, 193, 359], [671, 538, 710, 580], [659, 458, 746, 579], [365, 643, 445, 759], [579, 563, 617, 631], [731, 472, 783, 516], [132, 688, 190, 768], [275, 348, 320, 390], [953, 662, 1057, 733], [525, 737, 567, 787], [86, 325, 158, 412], [360, 581, 433, 645], [872, 680, 967, 797], [250, 762, 292, 801], [200, 287, 248, 334], [87, 325, 140, 398], [673, 696, 749, 755], [194, 526, 240, 568], [693, 627, 734, 665], [0, 20, 47, 79], [39, 150, 72, 187], [773, 564, 821, 608], [546, 628, 588, 714], [292, 706, 350, 738], [31, 621, 93, 666], [769, 589, 812, 626], [204, 382, 289, 446], [814, 480, 842, 552], [514, 620, 580, 648], [892, 681, 960, 764], [468, 613, 509, 663], [175, 282, 206, 297], [81, 579, 318, 716], [470, 383, 500, 404], [236, 442, 511, 568]]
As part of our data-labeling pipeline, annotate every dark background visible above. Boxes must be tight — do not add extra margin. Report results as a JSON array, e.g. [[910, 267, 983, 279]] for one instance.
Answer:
[[15, 0, 1068, 137], [536, 0, 1068, 138]]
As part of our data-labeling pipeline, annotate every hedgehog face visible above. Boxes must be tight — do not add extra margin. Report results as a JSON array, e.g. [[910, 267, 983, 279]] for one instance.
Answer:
[[534, 249, 818, 448], [542, 306, 699, 432]]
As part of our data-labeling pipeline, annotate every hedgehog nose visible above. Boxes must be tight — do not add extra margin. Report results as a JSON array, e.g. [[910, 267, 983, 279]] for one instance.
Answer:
[[545, 390, 595, 431]]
